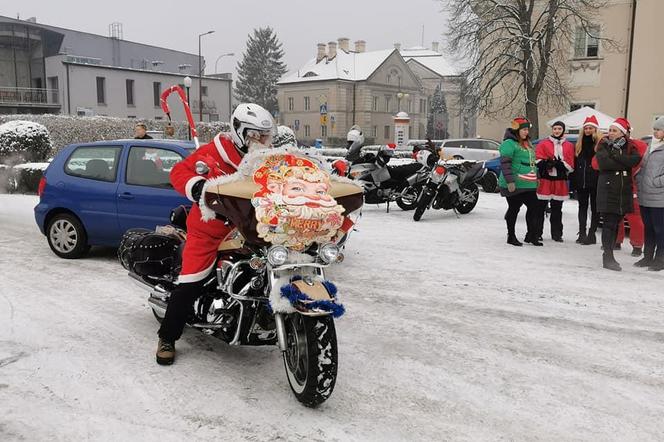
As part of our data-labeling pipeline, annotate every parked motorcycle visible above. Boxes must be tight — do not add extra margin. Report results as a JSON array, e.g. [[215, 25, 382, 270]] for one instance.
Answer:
[[413, 159, 487, 221], [119, 151, 364, 407], [332, 140, 426, 211]]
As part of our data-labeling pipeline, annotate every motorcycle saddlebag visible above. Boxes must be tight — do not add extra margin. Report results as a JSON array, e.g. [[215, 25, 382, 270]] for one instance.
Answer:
[[464, 162, 487, 183], [118, 229, 182, 278]]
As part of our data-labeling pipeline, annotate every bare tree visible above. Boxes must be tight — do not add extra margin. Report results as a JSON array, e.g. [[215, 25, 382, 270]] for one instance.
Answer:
[[445, 0, 613, 138]]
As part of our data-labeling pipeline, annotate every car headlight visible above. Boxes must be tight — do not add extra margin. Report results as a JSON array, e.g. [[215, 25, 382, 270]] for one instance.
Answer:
[[318, 243, 340, 264], [267, 245, 289, 266]]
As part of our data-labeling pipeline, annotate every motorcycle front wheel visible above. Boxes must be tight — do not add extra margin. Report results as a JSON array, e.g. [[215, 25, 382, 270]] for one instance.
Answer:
[[283, 313, 338, 407], [456, 183, 480, 214], [413, 188, 434, 221], [396, 185, 421, 211]]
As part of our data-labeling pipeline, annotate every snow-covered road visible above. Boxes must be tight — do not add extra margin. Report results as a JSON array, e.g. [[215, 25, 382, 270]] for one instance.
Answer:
[[1, 193, 663, 441]]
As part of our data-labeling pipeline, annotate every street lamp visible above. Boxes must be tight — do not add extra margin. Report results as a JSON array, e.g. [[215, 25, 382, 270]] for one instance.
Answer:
[[215, 53, 235, 74], [198, 30, 215, 122], [396, 91, 410, 112], [183, 76, 192, 140]]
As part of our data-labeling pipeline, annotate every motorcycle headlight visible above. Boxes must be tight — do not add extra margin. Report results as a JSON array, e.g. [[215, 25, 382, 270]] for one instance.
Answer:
[[267, 245, 289, 266], [318, 243, 340, 264]]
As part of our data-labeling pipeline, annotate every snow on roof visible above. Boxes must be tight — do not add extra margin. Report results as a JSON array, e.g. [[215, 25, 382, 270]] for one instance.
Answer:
[[400, 47, 460, 77], [279, 49, 395, 84]]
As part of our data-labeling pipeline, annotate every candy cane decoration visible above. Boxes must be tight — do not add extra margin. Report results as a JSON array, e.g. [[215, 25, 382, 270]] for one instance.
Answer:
[[160, 85, 200, 147]]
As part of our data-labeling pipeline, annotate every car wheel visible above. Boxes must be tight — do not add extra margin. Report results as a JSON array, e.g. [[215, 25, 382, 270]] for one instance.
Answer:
[[46, 213, 89, 259]]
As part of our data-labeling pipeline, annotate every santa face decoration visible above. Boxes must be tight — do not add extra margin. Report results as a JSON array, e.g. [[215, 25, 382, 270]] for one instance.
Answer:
[[251, 154, 345, 250]]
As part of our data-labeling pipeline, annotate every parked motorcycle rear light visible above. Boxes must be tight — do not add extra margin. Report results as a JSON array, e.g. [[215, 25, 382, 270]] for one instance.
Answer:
[[434, 166, 446, 175], [267, 245, 289, 266], [38, 176, 47, 197]]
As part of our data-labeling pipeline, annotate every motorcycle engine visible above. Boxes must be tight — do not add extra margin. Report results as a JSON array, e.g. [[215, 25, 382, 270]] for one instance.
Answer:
[[433, 186, 457, 210]]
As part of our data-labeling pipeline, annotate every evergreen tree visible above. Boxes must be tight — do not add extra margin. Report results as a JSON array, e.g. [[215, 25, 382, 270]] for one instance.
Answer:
[[235, 27, 287, 116], [429, 85, 448, 139]]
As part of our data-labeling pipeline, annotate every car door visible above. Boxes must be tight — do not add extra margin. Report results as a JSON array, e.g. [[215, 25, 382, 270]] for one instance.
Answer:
[[480, 140, 501, 160], [116, 145, 191, 234], [61, 145, 122, 245]]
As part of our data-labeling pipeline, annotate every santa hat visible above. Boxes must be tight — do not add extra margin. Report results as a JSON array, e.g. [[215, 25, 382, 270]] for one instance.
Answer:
[[510, 117, 531, 131], [582, 115, 599, 129], [611, 117, 631, 135]]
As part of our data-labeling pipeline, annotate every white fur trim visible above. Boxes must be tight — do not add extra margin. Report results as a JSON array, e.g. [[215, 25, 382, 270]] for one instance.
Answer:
[[537, 193, 570, 201], [269, 273, 297, 314], [583, 122, 599, 129], [611, 122, 628, 134], [199, 172, 246, 221], [562, 160, 574, 173], [214, 134, 241, 169], [176, 261, 216, 284], [185, 176, 206, 202]]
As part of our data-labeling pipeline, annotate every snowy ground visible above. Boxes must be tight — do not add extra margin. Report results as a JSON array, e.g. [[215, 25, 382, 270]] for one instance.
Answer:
[[1, 193, 663, 441]]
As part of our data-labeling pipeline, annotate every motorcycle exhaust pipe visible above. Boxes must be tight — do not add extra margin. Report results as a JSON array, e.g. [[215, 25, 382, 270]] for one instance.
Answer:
[[274, 313, 288, 352], [129, 273, 170, 300], [147, 296, 167, 318]]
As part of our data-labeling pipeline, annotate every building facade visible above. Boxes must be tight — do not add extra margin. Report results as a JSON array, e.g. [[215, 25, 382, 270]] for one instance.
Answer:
[[476, 0, 663, 140], [277, 39, 425, 146], [0, 15, 231, 122]]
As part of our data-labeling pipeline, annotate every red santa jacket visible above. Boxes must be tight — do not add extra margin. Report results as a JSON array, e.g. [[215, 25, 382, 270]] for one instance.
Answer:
[[535, 136, 575, 199], [170, 133, 243, 236]]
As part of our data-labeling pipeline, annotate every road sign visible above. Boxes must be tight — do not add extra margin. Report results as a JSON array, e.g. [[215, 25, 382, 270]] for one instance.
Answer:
[[320, 115, 328, 125], [319, 103, 328, 115]]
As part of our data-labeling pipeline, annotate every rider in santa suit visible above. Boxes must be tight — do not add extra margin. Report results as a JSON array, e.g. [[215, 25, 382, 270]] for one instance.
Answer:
[[156, 103, 275, 366]]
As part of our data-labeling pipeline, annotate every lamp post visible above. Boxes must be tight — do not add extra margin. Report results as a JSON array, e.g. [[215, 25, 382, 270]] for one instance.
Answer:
[[214, 53, 234, 74], [198, 30, 215, 122], [396, 92, 410, 111], [183, 76, 192, 140]]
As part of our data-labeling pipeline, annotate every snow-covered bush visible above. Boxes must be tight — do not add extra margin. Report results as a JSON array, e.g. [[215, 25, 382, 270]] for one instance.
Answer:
[[272, 125, 297, 148], [1, 163, 49, 194], [0, 120, 52, 164]]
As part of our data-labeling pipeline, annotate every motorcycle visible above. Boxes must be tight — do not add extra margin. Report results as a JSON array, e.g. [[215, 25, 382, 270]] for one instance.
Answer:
[[413, 159, 487, 221], [331, 139, 426, 211], [119, 150, 364, 407]]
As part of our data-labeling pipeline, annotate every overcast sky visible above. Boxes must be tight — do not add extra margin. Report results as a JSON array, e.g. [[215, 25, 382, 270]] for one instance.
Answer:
[[4, 0, 450, 75]]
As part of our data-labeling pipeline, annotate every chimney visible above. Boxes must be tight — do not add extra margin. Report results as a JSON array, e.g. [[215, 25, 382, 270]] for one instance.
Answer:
[[394, 42, 401, 51], [338, 37, 350, 52], [316, 43, 327, 62], [328, 41, 337, 60], [354, 40, 366, 53], [432, 41, 440, 53]]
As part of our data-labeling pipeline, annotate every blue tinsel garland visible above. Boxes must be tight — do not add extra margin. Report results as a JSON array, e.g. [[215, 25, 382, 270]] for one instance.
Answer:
[[278, 278, 345, 318]]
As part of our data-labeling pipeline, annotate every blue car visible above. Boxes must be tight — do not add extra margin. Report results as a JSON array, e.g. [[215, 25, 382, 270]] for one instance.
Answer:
[[35, 139, 194, 258]]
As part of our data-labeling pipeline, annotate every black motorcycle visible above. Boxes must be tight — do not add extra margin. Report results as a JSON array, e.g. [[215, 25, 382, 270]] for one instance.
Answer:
[[413, 159, 487, 221]]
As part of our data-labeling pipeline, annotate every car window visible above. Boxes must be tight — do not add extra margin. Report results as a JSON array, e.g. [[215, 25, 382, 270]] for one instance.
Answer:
[[64, 146, 122, 182], [126, 146, 183, 188], [482, 140, 500, 150], [464, 140, 482, 149], [442, 141, 462, 148]]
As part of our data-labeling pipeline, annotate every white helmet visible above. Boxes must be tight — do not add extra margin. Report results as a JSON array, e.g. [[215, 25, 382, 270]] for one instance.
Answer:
[[230, 103, 275, 153], [346, 125, 364, 144]]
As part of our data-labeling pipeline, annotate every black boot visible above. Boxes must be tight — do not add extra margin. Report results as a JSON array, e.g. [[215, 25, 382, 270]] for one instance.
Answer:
[[507, 234, 523, 247], [631, 247, 642, 257], [635, 244, 656, 267], [603, 252, 622, 271], [576, 230, 587, 244], [648, 256, 664, 272], [583, 230, 596, 245]]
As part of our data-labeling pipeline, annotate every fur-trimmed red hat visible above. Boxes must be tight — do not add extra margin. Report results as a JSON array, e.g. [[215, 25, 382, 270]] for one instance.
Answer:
[[611, 117, 631, 134], [583, 115, 599, 129]]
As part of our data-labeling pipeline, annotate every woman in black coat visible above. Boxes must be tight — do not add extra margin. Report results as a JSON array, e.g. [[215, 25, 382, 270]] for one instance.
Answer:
[[594, 118, 641, 271], [572, 117, 601, 245]]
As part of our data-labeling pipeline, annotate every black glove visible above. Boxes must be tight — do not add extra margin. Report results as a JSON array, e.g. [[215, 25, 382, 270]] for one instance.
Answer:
[[553, 159, 567, 176], [191, 179, 205, 202]]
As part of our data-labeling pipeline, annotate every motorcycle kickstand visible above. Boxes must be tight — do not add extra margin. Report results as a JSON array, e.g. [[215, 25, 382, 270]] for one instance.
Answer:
[[386, 200, 390, 213]]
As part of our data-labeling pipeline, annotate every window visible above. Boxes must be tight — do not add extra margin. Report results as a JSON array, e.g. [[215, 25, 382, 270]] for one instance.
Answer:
[[304, 125, 311, 137], [574, 25, 600, 58], [482, 140, 500, 151], [385, 96, 391, 112], [96, 77, 106, 104], [570, 102, 596, 112], [153, 82, 161, 107], [407, 99, 412, 113], [372, 126, 377, 137], [419, 99, 426, 114], [126, 79, 135, 106], [321, 125, 327, 137], [288, 97, 294, 111], [304, 96, 310, 111], [47, 76, 59, 103], [126, 147, 184, 187], [201, 86, 208, 97], [65, 146, 122, 182], [384, 125, 390, 139], [372, 96, 378, 111], [464, 140, 482, 149]]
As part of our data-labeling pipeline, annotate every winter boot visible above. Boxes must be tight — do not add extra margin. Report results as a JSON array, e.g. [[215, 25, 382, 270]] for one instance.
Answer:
[[631, 247, 642, 257], [602, 252, 622, 272], [156, 339, 175, 365], [552, 236, 564, 243], [648, 256, 664, 272], [576, 230, 587, 244], [614, 243, 622, 250], [635, 245, 655, 267], [507, 235, 523, 247], [583, 230, 597, 245]]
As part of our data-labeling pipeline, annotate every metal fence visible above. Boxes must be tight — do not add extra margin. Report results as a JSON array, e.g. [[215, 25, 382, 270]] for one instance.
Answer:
[[0, 87, 59, 105]]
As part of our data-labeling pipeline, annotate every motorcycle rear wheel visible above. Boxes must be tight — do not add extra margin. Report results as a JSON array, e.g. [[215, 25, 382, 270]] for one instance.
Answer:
[[283, 313, 338, 407], [413, 189, 434, 221], [456, 183, 480, 214], [396, 185, 421, 211]]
